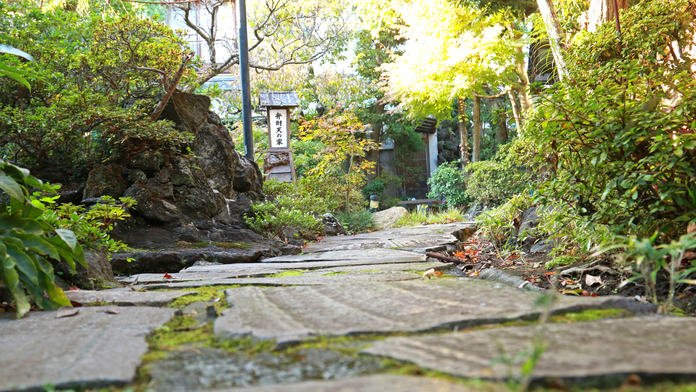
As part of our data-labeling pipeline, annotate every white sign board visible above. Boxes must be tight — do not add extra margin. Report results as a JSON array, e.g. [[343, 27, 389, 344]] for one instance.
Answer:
[[269, 108, 288, 149]]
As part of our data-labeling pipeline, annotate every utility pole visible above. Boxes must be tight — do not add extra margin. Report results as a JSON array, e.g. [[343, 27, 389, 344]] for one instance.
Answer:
[[238, 0, 254, 159]]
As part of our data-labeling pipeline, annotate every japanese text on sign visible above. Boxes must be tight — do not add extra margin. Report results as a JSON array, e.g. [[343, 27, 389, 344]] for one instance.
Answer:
[[269, 109, 288, 149]]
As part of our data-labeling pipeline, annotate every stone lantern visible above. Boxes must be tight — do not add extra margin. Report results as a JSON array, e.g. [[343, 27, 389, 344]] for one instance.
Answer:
[[259, 91, 300, 183]]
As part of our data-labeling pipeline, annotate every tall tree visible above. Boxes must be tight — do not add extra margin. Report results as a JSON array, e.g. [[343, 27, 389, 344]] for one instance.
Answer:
[[584, 0, 628, 32], [171, 0, 352, 87], [535, 0, 568, 81]]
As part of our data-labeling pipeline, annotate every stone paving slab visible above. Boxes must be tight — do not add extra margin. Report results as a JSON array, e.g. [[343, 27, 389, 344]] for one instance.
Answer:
[[303, 223, 476, 253], [262, 249, 426, 263], [138, 271, 423, 290], [0, 306, 177, 392], [196, 375, 486, 392], [214, 279, 651, 344], [66, 289, 198, 306], [362, 317, 696, 383], [302, 261, 448, 276]]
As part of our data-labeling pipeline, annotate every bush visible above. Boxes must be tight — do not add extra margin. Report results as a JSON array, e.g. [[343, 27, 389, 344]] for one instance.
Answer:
[[477, 193, 534, 248], [334, 210, 376, 234], [0, 160, 84, 318], [427, 160, 468, 208], [522, 0, 696, 239], [245, 201, 322, 242], [465, 160, 527, 206], [43, 196, 135, 256]]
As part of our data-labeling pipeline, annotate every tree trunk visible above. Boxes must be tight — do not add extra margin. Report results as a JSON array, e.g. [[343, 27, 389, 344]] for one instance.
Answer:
[[585, 0, 628, 32], [508, 89, 524, 137], [489, 96, 508, 144], [457, 97, 469, 169], [472, 95, 482, 163], [509, 23, 533, 111], [368, 103, 385, 179], [535, 0, 569, 81]]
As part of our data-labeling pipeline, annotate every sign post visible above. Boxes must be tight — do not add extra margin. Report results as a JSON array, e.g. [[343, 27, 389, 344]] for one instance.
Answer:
[[259, 92, 300, 183]]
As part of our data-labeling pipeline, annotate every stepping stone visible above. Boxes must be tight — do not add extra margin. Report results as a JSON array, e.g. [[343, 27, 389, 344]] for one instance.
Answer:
[[213, 279, 651, 344], [0, 306, 177, 392], [263, 249, 425, 263], [66, 289, 198, 307], [362, 317, 696, 384], [149, 347, 384, 391], [303, 261, 448, 276], [304, 223, 475, 253], [138, 271, 423, 290], [192, 374, 481, 392]]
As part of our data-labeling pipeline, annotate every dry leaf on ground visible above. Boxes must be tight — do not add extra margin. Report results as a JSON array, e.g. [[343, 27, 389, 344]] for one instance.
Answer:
[[56, 306, 79, 319]]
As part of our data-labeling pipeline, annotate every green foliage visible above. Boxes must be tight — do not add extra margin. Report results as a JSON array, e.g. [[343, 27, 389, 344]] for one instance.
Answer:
[[0, 6, 197, 172], [291, 139, 325, 179], [427, 161, 469, 208], [0, 159, 84, 318], [396, 208, 466, 227], [245, 201, 322, 242], [523, 0, 696, 239], [299, 109, 378, 212], [334, 210, 376, 234], [477, 193, 534, 248], [598, 233, 696, 309], [465, 160, 525, 206], [0, 43, 40, 89], [43, 196, 135, 255]]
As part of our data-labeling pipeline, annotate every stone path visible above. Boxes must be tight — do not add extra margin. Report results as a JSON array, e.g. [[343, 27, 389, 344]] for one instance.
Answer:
[[2, 221, 696, 391]]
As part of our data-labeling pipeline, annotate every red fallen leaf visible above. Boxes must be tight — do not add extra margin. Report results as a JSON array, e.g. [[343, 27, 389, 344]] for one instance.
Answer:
[[509, 254, 519, 258], [453, 251, 466, 259], [302, 244, 308, 248], [163, 273, 174, 279], [544, 271, 555, 276], [69, 287, 80, 291], [592, 293, 598, 297]]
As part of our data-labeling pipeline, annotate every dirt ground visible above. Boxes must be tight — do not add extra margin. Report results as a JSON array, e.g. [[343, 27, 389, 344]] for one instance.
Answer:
[[443, 234, 696, 316]]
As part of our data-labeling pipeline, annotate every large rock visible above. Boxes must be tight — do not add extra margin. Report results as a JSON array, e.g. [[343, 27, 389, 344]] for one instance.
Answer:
[[322, 213, 347, 236], [0, 306, 177, 391], [194, 123, 239, 198], [234, 155, 264, 199], [82, 164, 127, 200], [66, 289, 197, 307], [123, 184, 182, 224], [54, 249, 120, 289], [160, 92, 211, 134], [362, 317, 696, 385], [372, 206, 408, 230]]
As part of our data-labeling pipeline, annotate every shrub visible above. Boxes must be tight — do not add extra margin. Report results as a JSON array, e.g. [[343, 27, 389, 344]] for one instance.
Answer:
[[427, 160, 468, 208], [477, 193, 534, 248], [522, 0, 696, 239], [43, 196, 135, 256], [245, 201, 322, 242], [465, 160, 527, 206], [397, 207, 466, 227], [335, 210, 376, 234], [0, 160, 84, 318]]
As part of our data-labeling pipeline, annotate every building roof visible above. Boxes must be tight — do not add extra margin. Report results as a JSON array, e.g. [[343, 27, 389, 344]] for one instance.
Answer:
[[259, 91, 301, 108], [201, 74, 238, 91], [414, 117, 437, 134]]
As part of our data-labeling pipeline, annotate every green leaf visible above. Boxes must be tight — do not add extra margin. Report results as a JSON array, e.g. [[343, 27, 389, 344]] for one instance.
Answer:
[[0, 173, 24, 200], [55, 229, 78, 251], [6, 244, 39, 286], [0, 213, 44, 235], [0, 44, 35, 61]]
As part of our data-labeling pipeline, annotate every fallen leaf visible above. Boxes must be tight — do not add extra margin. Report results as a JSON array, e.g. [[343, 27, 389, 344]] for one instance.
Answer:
[[688, 222, 696, 234], [105, 308, 120, 314], [453, 251, 466, 259], [560, 278, 576, 286], [163, 273, 174, 279], [422, 269, 442, 279], [544, 271, 555, 276], [560, 289, 583, 296], [69, 287, 80, 291], [56, 306, 79, 319], [585, 274, 603, 286], [69, 301, 83, 307], [582, 290, 590, 296], [469, 270, 480, 277]]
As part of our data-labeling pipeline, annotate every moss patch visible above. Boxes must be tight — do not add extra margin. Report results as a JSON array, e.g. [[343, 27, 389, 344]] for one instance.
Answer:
[[265, 270, 308, 278], [167, 285, 240, 311]]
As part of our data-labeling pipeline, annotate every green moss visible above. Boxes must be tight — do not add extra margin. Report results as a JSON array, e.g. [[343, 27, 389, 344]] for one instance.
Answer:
[[167, 285, 240, 310], [545, 255, 582, 269], [550, 308, 630, 323], [214, 336, 278, 356], [265, 270, 308, 278]]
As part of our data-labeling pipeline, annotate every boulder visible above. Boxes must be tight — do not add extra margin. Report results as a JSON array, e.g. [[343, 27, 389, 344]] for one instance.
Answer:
[[128, 151, 164, 172], [123, 184, 182, 224], [54, 249, 120, 289], [322, 213, 347, 236], [82, 164, 127, 200], [170, 92, 211, 133], [234, 155, 264, 199], [373, 206, 408, 230], [194, 123, 239, 198], [516, 207, 541, 236]]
